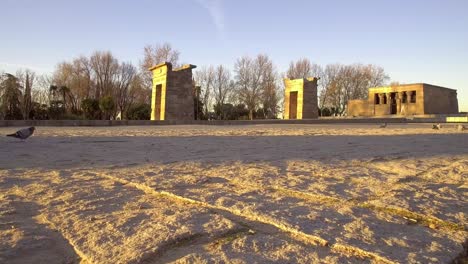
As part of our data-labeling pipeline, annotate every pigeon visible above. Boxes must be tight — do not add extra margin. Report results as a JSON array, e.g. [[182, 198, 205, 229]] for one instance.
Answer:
[[379, 122, 387, 128], [432, 123, 441, 130], [6, 127, 35, 140], [457, 124, 466, 131]]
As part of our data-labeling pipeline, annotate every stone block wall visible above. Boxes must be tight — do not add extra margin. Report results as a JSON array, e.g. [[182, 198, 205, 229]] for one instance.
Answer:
[[165, 66, 195, 120], [283, 77, 318, 119], [347, 100, 369, 116], [302, 78, 319, 119], [150, 63, 196, 121], [150, 63, 169, 120], [368, 84, 425, 116], [348, 83, 459, 116], [423, 84, 458, 114]]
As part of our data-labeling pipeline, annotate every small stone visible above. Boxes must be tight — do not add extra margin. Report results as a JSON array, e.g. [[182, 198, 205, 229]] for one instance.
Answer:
[[429, 223, 437, 229], [138, 204, 149, 210]]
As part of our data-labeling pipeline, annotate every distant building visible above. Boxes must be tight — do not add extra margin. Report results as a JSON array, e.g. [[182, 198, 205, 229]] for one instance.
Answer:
[[283, 77, 319, 119], [348, 83, 458, 116], [149, 62, 196, 121]]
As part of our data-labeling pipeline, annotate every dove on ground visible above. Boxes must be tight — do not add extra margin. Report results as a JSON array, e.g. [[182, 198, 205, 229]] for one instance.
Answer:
[[432, 123, 441, 130], [379, 122, 387, 128], [6, 127, 35, 140]]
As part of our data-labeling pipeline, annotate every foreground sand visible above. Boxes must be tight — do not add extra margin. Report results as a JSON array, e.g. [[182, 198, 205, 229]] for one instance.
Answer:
[[0, 124, 467, 263]]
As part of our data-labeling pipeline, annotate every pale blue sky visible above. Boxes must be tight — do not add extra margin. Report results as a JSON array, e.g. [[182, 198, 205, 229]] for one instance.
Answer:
[[1, 0, 467, 110]]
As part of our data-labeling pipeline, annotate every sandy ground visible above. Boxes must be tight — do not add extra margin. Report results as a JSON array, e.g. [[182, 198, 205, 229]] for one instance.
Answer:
[[0, 124, 466, 264]]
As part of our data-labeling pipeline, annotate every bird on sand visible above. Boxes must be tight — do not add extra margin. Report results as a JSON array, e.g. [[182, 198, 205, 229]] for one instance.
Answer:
[[6, 127, 35, 140], [379, 122, 387, 128], [432, 123, 441, 130], [457, 124, 466, 131]]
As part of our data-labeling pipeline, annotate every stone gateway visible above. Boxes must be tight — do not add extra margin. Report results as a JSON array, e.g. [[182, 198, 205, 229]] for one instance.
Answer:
[[149, 62, 196, 121], [283, 77, 319, 119]]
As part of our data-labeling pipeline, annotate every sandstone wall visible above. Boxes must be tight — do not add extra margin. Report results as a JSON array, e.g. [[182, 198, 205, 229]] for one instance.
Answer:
[[347, 100, 369, 116], [150, 63, 169, 120], [165, 67, 195, 120], [283, 77, 318, 119], [423, 84, 458, 114], [368, 84, 425, 116], [150, 63, 195, 121]]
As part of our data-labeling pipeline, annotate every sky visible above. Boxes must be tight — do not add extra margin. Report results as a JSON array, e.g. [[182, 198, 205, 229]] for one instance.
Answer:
[[1, 0, 467, 111]]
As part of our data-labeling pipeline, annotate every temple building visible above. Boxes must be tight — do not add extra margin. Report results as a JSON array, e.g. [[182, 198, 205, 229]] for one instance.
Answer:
[[149, 62, 196, 121], [283, 77, 319, 119], [347, 83, 459, 116]]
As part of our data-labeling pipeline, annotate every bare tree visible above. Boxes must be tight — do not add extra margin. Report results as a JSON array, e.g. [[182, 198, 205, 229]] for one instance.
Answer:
[[51, 51, 139, 119], [286, 58, 313, 79], [212, 65, 233, 119], [140, 43, 180, 90], [52, 57, 92, 112], [128, 74, 151, 106], [318, 64, 339, 111], [52, 62, 81, 113], [234, 56, 256, 120], [16, 69, 36, 119], [33, 74, 52, 105], [234, 54, 276, 120], [90, 51, 119, 99], [364, 64, 388, 88], [74, 56, 94, 100], [114, 62, 137, 119], [320, 64, 389, 115], [194, 66, 215, 117], [260, 60, 279, 119]]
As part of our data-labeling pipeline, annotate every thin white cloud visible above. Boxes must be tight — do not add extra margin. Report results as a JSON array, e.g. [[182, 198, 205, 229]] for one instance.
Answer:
[[0, 62, 53, 74], [195, 0, 225, 35]]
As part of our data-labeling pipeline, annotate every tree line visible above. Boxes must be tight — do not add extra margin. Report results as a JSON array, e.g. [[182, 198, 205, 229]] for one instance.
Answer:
[[0, 43, 389, 120]]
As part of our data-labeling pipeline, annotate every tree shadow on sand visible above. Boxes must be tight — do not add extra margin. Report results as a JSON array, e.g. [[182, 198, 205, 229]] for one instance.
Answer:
[[0, 133, 467, 170]]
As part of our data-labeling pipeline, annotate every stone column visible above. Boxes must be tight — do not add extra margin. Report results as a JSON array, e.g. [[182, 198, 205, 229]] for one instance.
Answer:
[[396, 92, 402, 115], [378, 94, 384, 104], [400, 92, 407, 115], [386, 93, 391, 114]]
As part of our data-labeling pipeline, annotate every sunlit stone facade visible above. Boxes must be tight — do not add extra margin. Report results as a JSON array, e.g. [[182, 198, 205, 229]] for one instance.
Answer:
[[283, 77, 319, 119], [348, 83, 458, 116], [150, 62, 196, 121]]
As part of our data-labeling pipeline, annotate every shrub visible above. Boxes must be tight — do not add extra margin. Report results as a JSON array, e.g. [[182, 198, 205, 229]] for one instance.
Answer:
[[48, 101, 66, 120], [30, 102, 49, 120], [99, 96, 116, 120], [81, 99, 100, 119], [61, 113, 84, 120], [319, 107, 332, 117], [127, 103, 150, 120]]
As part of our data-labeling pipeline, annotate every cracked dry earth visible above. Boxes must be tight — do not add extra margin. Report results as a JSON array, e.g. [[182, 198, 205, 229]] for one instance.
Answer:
[[0, 124, 467, 263]]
